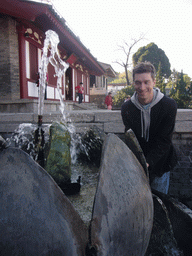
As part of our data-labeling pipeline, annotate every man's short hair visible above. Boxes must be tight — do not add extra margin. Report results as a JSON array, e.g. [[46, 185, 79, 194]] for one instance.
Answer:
[[133, 62, 156, 81]]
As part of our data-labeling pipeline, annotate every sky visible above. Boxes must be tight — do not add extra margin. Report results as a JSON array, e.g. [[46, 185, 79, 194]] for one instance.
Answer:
[[51, 0, 192, 78]]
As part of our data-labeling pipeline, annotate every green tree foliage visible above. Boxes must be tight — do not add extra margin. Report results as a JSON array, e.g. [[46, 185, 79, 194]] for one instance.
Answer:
[[132, 43, 171, 78], [110, 71, 132, 84], [169, 71, 192, 108], [155, 62, 166, 94], [166, 69, 177, 89], [113, 85, 135, 108]]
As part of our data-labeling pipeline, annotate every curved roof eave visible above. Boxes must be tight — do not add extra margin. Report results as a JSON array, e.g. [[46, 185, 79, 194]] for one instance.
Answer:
[[0, 0, 105, 76]]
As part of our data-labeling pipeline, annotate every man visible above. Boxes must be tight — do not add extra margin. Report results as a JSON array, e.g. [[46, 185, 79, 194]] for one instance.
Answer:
[[75, 82, 84, 104], [121, 62, 177, 194]]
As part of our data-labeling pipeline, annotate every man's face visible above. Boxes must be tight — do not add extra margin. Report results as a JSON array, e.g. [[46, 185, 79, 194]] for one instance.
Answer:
[[134, 72, 156, 104]]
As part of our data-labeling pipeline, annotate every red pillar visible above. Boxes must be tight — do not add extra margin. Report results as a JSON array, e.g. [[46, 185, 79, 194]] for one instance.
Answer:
[[17, 24, 28, 99]]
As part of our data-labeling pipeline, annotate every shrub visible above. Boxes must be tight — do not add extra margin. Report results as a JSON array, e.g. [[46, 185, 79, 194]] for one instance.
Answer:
[[113, 86, 135, 108]]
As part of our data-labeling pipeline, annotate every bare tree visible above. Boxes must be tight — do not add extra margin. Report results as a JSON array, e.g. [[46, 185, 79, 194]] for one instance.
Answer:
[[114, 36, 145, 86]]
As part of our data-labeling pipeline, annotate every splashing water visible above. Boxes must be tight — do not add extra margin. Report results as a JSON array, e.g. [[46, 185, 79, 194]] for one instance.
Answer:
[[38, 30, 69, 120], [39, 30, 83, 163], [7, 30, 81, 165], [10, 123, 50, 160]]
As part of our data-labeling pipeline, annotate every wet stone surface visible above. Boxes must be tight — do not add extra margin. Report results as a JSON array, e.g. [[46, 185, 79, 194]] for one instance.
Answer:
[[67, 163, 100, 226], [0, 147, 88, 256], [145, 194, 183, 256]]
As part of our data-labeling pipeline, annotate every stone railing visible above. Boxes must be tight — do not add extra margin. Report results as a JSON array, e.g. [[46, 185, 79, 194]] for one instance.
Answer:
[[0, 109, 192, 138]]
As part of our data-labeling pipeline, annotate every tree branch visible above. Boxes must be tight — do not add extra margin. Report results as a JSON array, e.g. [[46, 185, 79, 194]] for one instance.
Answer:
[[114, 35, 145, 85]]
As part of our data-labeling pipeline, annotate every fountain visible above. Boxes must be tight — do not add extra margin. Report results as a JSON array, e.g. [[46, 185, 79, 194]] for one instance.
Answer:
[[0, 29, 154, 255], [0, 132, 154, 255], [0, 30, 191, 255]]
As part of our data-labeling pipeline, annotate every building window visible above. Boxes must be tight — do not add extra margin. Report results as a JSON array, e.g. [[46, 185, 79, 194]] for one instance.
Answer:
[[25, 40, 40, 98], [90, 75, 95, 88]]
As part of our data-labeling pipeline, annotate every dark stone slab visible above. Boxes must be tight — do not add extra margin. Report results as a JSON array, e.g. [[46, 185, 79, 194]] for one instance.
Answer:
[[0, 147, 88, 255], [124, 129, 149, 178], [90, 134, 153, 255], [152, 190, 192, 256], [77, 125, 106, 167], [145, 193, 183, 255]]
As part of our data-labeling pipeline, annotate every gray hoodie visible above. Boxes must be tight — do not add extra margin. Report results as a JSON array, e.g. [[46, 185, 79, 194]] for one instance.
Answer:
[[131, 88, 164, 142]]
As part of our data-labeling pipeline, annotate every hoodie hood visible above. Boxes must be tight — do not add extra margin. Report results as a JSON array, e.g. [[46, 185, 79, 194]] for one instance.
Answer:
[[131, 88, 164, 141]]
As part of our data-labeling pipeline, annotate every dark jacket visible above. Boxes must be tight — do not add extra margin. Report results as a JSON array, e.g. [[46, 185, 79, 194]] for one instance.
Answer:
[[121, 96, 178, 180]]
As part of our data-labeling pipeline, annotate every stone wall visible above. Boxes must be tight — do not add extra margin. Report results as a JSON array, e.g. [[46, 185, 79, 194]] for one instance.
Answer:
[[169, 143, 192, 201], [0, 15, 20, 100], [89, 94, 106, 109], [169, 110, 192, 205]]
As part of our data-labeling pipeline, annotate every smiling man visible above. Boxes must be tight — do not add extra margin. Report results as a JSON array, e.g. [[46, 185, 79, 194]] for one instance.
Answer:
[[121, 62, 178, 194]]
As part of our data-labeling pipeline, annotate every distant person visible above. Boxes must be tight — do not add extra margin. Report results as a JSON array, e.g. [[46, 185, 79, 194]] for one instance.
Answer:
[[75, 82, 84, 104], [105, 92, 113, 110], [124, 95, 131, 102], [121, 62, 177, 194]]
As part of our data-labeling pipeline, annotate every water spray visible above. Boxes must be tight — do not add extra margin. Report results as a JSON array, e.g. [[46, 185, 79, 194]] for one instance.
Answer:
[[35, 30, 69, 167]]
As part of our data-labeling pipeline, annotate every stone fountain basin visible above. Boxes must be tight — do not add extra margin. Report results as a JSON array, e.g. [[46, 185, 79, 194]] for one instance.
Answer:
[[0, 133, 153, 255]]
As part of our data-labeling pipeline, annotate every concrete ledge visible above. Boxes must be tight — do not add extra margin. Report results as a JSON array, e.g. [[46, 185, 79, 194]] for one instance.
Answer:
[[176, 109, 192, 121], [0, 100, 74, 113], [73, 123, 104, 133], [67, 111, 95, 123], [0, 110, 192, 137], [0, 113, 34, 122], [94, 111, 122, 122], [175, 121, 192, 133], [0, 123, 21, 133], [104, 121, 124, 133]]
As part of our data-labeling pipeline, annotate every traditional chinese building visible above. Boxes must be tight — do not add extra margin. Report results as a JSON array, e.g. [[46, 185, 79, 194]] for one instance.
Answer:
[[0, 0, 105, 113], [90, 62, 116, 108]]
